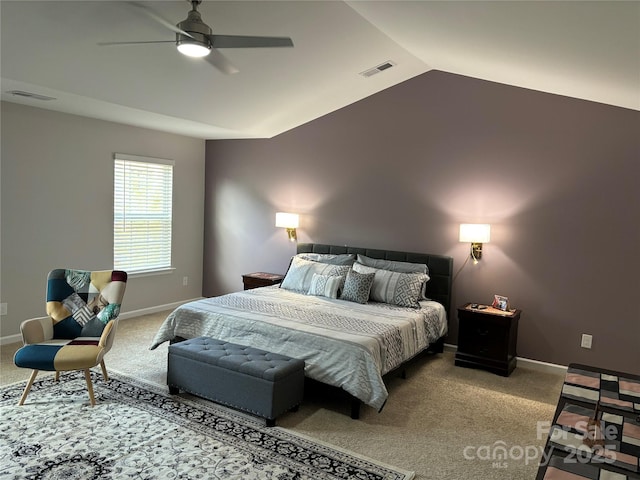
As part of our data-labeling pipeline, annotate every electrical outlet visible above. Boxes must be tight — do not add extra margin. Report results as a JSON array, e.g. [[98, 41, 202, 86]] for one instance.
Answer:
[[182, 276, 188, 286], [0, 303, 6, 316], [581, 334, 592, 349]]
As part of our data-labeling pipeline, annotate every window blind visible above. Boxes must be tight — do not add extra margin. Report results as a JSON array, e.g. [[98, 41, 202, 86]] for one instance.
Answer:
[[114, 154, 174, 274]]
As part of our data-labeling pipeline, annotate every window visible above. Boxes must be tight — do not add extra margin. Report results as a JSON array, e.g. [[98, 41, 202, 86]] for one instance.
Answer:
[[114, 154, 174, 274]]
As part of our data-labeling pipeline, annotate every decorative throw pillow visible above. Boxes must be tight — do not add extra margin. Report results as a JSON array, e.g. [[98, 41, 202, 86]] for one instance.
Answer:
[[307, 274, 345, 299], [356, 255, 431, 300], [352, 262, 428, 308], [340, 270, 375, 304], [280, 256, 351, 293]]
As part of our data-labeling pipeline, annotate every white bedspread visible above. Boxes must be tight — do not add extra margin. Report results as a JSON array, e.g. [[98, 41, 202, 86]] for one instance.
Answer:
[[150, 286, 447, 410]]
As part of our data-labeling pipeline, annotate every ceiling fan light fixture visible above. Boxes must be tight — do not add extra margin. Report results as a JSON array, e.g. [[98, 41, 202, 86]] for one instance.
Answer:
[[177, 41, 210, 57], [99, 0, 291, 74], [176, 4, 212, 58]]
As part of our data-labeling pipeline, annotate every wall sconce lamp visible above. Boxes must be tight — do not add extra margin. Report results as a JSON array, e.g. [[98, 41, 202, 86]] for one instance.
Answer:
[[275, 212, 299, 242], [459, 224, 491, 264]]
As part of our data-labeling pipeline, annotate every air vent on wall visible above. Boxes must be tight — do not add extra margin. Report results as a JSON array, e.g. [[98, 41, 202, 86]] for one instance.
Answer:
[[6, 90, 56, 101], [359, 61, 396, 78]]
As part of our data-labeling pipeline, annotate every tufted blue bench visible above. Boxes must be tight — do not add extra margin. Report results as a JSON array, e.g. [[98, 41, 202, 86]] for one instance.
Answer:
[[167, 337, 305, 426]]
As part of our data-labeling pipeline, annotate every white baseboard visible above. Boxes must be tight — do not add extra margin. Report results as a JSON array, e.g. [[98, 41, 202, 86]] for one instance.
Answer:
[[516, 356, 568, 375], [1, 333, 22, 346], [0, 298, 202, 346], [117, 298, 203, 321], [444, 343, 457, 352], [444, 343, 567, 375]]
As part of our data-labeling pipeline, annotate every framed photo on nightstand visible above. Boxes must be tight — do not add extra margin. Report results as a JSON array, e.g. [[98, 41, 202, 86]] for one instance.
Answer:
[[492, 294, 509, 311]]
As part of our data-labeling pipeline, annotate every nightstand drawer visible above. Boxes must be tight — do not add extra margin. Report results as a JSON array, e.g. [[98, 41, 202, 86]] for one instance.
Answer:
[[458, 319, 509, 360], [460, 342, 505, 361]]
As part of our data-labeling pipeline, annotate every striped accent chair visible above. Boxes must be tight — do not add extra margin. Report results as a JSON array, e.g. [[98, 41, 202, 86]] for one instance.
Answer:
[[13, 269, 127, 406]]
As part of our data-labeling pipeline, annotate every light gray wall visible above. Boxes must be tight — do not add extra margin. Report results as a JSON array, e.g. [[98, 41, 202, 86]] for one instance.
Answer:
[[204, 71, 639, 374], [1, 102, 205, 340]]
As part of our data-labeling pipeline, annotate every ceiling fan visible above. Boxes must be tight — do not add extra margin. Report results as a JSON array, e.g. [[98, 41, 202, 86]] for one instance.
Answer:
[[98, 0, 293, 74]]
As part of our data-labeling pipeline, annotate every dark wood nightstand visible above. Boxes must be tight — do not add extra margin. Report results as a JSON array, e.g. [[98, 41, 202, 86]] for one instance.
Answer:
[[455, 303, 521, 377], [242, 272, 284, 290]]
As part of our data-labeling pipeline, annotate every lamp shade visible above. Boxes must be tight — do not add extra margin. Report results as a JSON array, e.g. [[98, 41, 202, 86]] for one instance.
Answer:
[[275, 212, 299, 229], [459, 224, 491, 243]]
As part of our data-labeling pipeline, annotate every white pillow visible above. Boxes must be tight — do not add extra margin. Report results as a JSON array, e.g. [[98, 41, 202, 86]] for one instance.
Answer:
[[307, 273, 345, 299], [281, 256, 351, 293], [352, 262, 428, 308]]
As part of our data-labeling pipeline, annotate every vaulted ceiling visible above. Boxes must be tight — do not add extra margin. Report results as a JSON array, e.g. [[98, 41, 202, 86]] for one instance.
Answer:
[[1, 1, 638, 139]]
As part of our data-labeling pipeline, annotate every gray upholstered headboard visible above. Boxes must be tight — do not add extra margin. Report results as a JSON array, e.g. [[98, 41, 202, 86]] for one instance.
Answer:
[[296, 243, 453, 316]]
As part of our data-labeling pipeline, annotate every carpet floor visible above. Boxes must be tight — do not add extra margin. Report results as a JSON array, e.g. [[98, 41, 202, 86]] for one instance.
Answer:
[[1, 310, 566, 479]]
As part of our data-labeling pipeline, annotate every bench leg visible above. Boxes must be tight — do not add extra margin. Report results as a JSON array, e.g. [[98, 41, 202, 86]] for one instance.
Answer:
[[351, 398, 361, 419], [168, 386, 179, 394], [266, 419, 276, 427]]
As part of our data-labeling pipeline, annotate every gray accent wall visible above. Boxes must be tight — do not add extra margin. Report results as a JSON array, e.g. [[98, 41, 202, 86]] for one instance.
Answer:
[[204, 71, 639, 374], [1, 102, 205, 340]]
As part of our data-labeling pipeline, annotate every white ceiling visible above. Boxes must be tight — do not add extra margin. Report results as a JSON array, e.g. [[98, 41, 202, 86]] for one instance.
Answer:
[[1, 1, 638, 140]]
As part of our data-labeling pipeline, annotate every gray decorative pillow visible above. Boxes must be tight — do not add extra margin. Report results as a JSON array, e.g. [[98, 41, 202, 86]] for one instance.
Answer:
[[352, 262, 428, 308], [281, 256, 351, 293], [340, 270, 375, 304], [356, 254, 428, 275], [297, 253, 356, 266], [307, 273, 345, 299]]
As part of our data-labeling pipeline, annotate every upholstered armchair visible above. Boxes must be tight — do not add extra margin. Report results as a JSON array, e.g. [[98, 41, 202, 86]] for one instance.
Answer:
[[13, 269, 127, 406]]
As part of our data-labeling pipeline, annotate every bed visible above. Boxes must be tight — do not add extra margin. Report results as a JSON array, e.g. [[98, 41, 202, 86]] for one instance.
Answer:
[[151, 243, 453, 417]]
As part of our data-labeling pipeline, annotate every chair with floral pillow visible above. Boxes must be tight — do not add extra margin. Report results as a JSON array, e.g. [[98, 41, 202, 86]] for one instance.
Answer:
[[13, 268, 127, 406]]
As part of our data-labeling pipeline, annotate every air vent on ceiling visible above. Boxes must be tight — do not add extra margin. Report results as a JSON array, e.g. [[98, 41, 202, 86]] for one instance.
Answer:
[[6, 90, 56, 101], [359, 61, 396, 78]]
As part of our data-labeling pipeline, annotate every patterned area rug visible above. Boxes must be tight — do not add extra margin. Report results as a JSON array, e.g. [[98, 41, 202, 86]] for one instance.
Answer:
[[0, 371, 414, 479]]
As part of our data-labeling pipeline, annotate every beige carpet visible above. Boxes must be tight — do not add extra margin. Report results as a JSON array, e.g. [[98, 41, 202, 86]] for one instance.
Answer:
[[1, 311, 565, 479]]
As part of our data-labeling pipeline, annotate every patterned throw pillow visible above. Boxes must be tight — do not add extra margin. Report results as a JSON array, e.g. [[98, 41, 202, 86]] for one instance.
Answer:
[[352, 262, 428, 308], [356, 254, 431, 299], [281, 256, 351, 293], [307, 274, 345, 299], [340, 270, 375, 304]]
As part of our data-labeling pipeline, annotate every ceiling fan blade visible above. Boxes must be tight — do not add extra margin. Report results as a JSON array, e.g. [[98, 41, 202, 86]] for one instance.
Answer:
[[98, 41, 175, 46], [209, 35, 294, 49], [205, 48, 240, 75], [129, 1, 193, 38]]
